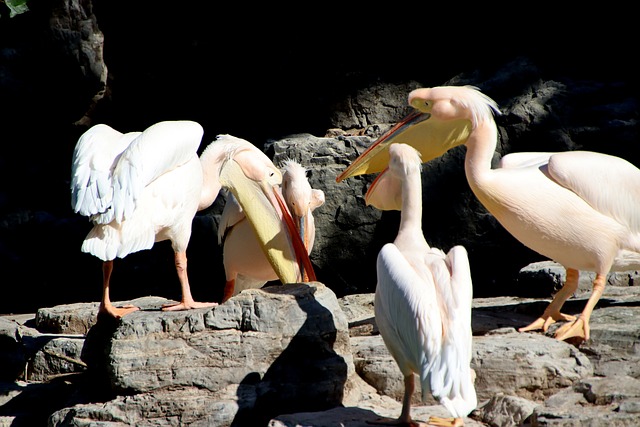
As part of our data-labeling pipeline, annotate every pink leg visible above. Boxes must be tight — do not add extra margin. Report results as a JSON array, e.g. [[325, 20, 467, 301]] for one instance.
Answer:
[[99, 260, 139, 319], [554, 273, 606, 342], [518, 268, 579, 334], [162, 251, 217, 311], [367, 374, 421, 426]]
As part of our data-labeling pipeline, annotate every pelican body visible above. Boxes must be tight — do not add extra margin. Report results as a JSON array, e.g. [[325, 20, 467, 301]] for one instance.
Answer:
[[369, 143, 476, 427], [71, 120, 217, 318], [337, 85, 640, 344]]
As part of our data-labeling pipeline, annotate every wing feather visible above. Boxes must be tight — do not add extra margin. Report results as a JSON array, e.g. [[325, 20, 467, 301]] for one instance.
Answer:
[[375, 243, 442, 385], [498, 152, 554, 169], [71, 120, 203, 225], [70, 124, 139, 220], [547, 151, 640, 232], [426, 245, 477, 417], [111, 120, 203, 223]]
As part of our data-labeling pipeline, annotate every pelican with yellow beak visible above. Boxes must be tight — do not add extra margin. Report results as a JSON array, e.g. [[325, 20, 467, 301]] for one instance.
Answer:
[[201, 135, 317, 302], [337, 85, 640, 344]]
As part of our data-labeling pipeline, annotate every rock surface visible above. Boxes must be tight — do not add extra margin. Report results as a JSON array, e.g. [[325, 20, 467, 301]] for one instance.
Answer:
[[3, 264, 640, 426]]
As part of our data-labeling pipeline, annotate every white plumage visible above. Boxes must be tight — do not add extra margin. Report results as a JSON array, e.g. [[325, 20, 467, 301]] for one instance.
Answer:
[[72, 126, 317, 318], [71, 120, 216, 318], [369, 143, 476, 427]]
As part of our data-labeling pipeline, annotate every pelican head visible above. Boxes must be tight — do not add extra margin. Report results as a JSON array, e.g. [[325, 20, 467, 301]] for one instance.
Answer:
[[279, 159, 324, 279], [336, 85, 500, 183]]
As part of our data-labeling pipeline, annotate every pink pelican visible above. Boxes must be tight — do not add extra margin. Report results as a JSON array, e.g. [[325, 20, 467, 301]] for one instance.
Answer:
[[217, 157, 324, 301]]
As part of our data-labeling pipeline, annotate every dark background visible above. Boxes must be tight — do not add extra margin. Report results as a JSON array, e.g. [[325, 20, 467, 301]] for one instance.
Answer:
[[0, 2, 635, 313]]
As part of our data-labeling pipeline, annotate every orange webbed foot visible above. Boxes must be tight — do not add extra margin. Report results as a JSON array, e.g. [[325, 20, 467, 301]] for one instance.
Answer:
[[427, 416, 464, 426], [161, 301, 217, 312], [518, 310, 576, 333], [100, 304, 139, 319], [554, 316, 588, 343]]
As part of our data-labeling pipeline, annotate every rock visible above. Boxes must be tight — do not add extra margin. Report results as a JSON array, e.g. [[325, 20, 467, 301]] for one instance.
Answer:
[[4, 279, 640, 425], [474, 394, 540, 427], [473, 330, 593, 401], [518, 261, 640, 298], [532, 376, 640, 426], [57, 282, 354, 426]]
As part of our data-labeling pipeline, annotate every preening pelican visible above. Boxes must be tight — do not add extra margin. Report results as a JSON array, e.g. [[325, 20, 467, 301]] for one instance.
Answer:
[[367, 143, 476, 427], [202, 139, 319, 302], [337, 85, 640, 344], [217, 159, 324, 301], [71, 120, 217, 318]]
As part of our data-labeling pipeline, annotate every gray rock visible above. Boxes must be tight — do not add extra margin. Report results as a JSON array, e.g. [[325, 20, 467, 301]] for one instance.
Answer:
[[474, 394, 540, 427], [518, 261, 640, 298], [473, 331, 593, 401], [532, 376, 640, 426], [62, 282, 354, 426], [48, 387, 238, 427], [5, 280, 640, 426]]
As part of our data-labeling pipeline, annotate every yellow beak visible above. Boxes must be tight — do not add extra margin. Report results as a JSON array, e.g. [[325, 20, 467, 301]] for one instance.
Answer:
[[335, 110, 473, 182], [219, 157, 315, 284]]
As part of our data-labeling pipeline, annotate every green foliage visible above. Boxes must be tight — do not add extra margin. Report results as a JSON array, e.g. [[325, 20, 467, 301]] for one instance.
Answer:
[[1, 0, 29, 18]]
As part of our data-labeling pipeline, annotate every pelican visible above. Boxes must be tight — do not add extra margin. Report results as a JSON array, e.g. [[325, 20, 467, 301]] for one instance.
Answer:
[[217, 158, 324, 301], [201, 139, 316, 302], [368, 143, 476, 427], [337, 85, 640, 344], [72, 121, 310, 318], [71, 120, 217, 318]]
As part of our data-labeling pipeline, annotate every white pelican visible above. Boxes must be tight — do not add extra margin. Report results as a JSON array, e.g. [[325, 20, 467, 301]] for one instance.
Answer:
[[367, 143, 476, 427], [72, 122, 310, 318], [217, 158, 324, 301], [337, 85, 640, 344]]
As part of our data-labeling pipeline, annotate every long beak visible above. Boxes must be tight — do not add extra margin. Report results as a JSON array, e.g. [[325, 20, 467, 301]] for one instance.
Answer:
[[335, 110, 473, 182], [219, 158, 315, 284], [273, 192, 316, 282]]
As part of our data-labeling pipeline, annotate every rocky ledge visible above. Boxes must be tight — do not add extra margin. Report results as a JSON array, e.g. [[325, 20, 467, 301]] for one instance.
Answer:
[[2, 265, 640, 426]]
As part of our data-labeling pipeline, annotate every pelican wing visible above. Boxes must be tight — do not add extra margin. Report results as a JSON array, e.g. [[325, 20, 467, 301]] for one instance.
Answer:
[[547, 151, 640, 232], [71, 121, 203, 225], [110, 120, 203, 223], [71, 124, 140, 219], [498, 152, 555, 169], [425, 245, 477, 416], [375, 243, 442, 384]]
